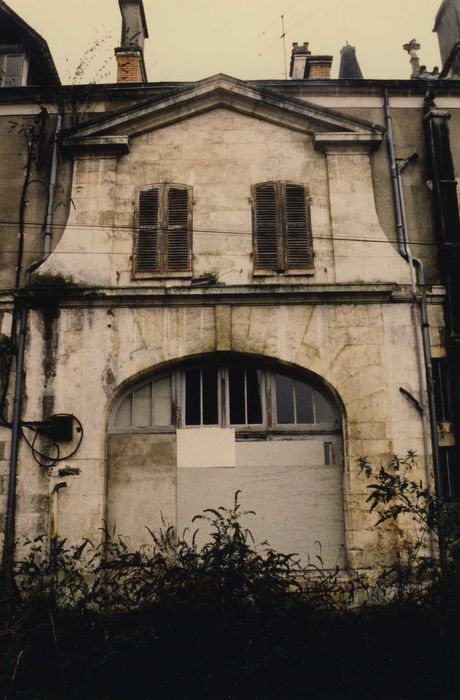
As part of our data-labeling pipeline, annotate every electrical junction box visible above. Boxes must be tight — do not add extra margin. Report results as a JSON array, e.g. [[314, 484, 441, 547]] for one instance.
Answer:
[[45, 414, 74, 443]]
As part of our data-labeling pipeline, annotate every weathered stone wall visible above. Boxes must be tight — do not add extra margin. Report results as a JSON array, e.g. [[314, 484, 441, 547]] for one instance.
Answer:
[[0, 110, 72, 288], [12, 298, 426, 569], [36, 107, 409, 287], [2, 89, 453, 571]]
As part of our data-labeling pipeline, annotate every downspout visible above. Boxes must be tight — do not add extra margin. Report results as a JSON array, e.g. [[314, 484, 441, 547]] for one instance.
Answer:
[[1, 302, 27, 581], [44, 112, 63, 258], [383, 87, 447, 568], [50, 481, 67, 559], [1, 111, 63, 583], [1, 126, 36, 583]]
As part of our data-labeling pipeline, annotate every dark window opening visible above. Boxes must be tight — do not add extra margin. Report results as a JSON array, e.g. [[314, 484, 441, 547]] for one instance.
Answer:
[[202, 366, 219, 425], [275, 374, 296, 424], [440, 446, 460, 499], [433, 358, 452, 423], [185, 368, 201, 425], [229, 367, 263, 425], [324, 442, 334, 466], [185, 367, 218, 426]]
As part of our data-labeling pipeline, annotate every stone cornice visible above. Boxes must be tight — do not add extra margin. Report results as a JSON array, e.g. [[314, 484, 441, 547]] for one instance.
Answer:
[[314, 132, 383, 153], [61, 136, 131, 157], [12, 283, 424, 309], [61, 74, 384, 142]]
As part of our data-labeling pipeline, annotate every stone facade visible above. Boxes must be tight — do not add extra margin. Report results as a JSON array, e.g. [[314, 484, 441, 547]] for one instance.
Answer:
[[13, 296, 426, 569], [0, 2, 459, 575]]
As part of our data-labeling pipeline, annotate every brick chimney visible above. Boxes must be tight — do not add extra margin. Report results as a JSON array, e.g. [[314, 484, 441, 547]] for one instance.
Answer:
[[115, 0, 149, 83], [289, 43, 333, 79]]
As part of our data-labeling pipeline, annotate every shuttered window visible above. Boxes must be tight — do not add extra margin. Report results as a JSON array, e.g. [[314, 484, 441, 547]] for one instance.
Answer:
[[252, 182, 313, 271], [134, 184, 192, 275]]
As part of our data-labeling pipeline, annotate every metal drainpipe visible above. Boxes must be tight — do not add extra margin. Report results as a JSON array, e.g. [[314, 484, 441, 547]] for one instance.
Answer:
[[44, 112, 63, 258], [383, 88, 431, 480], [1, 111, 63, 582], [383, 87, 447, 568], [50, 482, 67, 547], [1, 302, 27, 581]]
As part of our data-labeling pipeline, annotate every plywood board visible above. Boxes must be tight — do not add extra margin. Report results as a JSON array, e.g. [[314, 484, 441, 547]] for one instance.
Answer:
[[176, 427, 236, 468]]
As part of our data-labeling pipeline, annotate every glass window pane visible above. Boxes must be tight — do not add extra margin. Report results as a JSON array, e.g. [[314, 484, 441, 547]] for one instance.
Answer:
[[185, 368, 201, 425], [114, 395, 132, 428], [246, 369, 263, 424], [314, 390, 337, 423], [133, 384, 152, 427], [324, 442, 334, 466], [5, 55, 23, 86], [275, 374, 295, 424], [153, 376, 172, 425], [202, 366, 219, 425], [294, 380, 314, 423], [229, 366, 246, 424], [433, 358, 451, 423]]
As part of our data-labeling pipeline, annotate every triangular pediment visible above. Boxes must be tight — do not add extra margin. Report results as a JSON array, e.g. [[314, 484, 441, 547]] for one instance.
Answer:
[[62, 74, 384, 153]]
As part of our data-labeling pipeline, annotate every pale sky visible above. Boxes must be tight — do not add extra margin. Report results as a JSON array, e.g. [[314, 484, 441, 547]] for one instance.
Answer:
[[7, 0, 442, 83]]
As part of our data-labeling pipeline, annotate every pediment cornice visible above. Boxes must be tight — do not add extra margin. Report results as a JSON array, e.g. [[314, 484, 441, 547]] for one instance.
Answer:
[[62, 74, 384, 154]]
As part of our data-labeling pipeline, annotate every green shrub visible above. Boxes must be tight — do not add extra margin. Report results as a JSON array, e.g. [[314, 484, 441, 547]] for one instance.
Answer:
[[0, 475, 458, 699]]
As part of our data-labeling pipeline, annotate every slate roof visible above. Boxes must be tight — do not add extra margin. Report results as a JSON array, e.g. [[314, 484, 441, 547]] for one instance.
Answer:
[[0, 0, 60, 86]]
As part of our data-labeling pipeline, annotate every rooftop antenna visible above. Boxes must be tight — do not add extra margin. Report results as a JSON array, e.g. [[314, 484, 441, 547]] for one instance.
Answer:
[[281, 14, 288, 79], [342, 0, 349, 45]]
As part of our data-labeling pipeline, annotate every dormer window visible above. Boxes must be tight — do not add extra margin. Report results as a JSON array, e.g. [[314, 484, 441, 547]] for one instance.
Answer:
[[0, 53, 26, 87]]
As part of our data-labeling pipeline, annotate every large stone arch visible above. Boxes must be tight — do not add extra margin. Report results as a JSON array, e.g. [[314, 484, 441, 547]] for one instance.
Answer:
[[106, 352, 347, 568]]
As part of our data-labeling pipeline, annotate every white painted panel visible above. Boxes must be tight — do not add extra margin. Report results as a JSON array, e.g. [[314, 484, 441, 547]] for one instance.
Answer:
[[177, 427, 236, 468], [236, 438, 327, 468], [177, 437, 345, 568]]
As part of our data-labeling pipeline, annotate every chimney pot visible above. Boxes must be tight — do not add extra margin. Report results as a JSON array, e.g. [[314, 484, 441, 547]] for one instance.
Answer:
[[290, 42, 332, 79], [116, 1, 149, 83], [290, 43, 308, 79]]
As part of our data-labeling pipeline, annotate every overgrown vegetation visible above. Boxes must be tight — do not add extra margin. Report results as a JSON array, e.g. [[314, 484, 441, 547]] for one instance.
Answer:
[[1, 461, 459, 699]]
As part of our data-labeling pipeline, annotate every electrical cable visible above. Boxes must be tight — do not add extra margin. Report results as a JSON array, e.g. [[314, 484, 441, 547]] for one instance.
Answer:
[[0, 223, 442, 248], [20, 414, 84, 469], [21, 425, 61, 469]]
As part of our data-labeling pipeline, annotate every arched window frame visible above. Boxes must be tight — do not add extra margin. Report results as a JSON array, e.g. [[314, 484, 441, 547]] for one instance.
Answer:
[[109, 363, 340, 437], [133, 183, 193, 278]]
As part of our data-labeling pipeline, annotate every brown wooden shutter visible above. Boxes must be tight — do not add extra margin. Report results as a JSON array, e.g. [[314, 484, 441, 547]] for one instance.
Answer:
[[165, 186, 191, 272], [284, 184, 313, 269], [253, 183, 282, 269], [135, 187, 160, 273]]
